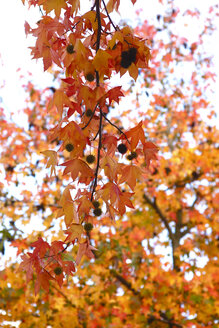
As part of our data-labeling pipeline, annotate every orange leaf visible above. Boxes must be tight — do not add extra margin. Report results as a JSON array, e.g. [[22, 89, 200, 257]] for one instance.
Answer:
[[47, 90, 72, 116], [39, 0, 67, 18], [41, 150, 58, 176], [61, 159, 94, 185], [76, 241, 97, 265], [143, 142, 159, 167], [119, 164, 143, 190], [122, 121, 145, 149], [64, 223, 83, 243]]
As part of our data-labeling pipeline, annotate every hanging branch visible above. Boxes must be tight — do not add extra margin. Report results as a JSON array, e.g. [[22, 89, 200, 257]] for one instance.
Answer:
[[102, 0, 118, 31], [102, 112, 130, 144], [89, 0, 103, 201]]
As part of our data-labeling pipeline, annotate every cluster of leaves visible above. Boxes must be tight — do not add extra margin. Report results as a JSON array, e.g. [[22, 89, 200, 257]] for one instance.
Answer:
[[0, 0, 218, 327]]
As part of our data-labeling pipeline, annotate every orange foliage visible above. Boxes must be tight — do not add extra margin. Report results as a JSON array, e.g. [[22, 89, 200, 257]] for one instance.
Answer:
[[0, 0, 218, 327]]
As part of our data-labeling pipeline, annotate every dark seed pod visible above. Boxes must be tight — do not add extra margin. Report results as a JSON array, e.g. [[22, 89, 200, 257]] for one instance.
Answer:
[[92, 201, 100, 209], [84, 223, 93, 232], [121, 50, 132, 68], [127, 151, 137, 160], [65, 143, 74, 152], [93, 208, 102, 216], [86, 155, 95, 164], [85, 109, 93, 117], [165, 167, 171, 175], [121, 47, 137, 68], [86, 73, 95, 82], [117, 144, 127, 154], [128, 47, 137, 62], [66, 44, 74, 54], [54, 267, 63, 275]]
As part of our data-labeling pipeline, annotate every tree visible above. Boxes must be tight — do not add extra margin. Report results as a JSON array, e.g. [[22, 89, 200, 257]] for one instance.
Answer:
[[0, 0, 218, 327]]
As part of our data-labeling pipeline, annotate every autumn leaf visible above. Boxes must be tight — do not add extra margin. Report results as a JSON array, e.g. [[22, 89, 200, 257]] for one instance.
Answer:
[[47, 90, 72, 116], [64, 223, 83, 243], [41, 150, 58, 176], [93, 50, 112, 77], [76, 241, 97, 265], [97, 182, 134, 215], [121, 121, 145, 149], [31, 237, 50, 257], [18, 253, 34, 282], [39, 0, 67, 18], [100, 86, 124, 106], [60, 159, 94, 185], [128, 62, 139, 81], [143, 142, 159, 167], [56, 185, 78, 226], [119, 164, 143, 190], [35, 270, 54, 295]]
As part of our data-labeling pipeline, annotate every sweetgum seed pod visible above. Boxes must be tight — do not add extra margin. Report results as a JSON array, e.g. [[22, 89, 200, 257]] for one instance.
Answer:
[[92, 201, 100, 208], [84, 223, 93, 231], [128, 47, 137, 62], [54, 267, 62, 275], [86, 73, 95, 82], [117, 144, 127, 154], [85, 109, 93, 117], [93, 208, 102, 216], [121, 51, 132, 68], [127, 151, 137, 160], [86, 155, 95, 164], [66, 44, 74, 54], [65, 143, 74, 152], [121, 48, 137, 68]]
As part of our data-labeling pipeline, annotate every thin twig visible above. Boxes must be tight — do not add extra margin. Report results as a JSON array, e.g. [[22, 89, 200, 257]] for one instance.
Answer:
[[102, 0, 118, 31], [91, 109, 103, 201], [102, 112, 130, 144], [90, 0, 102, 202], [51, 284, 75, 307]]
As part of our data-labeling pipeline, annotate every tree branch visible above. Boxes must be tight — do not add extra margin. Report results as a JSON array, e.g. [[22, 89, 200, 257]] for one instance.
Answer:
[[102, 0, 118, 31], [143, 194, 173, 240], [102, 112, 130, 144], [110, 269, 140, 296], [51, 284, 75, 308]]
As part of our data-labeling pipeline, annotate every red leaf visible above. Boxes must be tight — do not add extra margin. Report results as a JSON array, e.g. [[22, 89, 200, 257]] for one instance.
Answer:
[[76, 241, 97, 265]]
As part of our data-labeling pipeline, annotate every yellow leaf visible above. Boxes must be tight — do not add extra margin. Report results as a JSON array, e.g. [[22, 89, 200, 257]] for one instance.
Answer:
[[39, 0, 67, 18], [128, 63, 139, 81], [93, 50, 112, 76], [64, 223, 83, 242]]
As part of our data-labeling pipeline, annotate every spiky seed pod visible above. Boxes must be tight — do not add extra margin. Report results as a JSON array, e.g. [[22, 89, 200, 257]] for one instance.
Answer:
[[86, 155, 95, 164], [85, 109, 93, 117], [86, 73, 95, 82], [117, 143, 127, 154], [84, 223, 93, 232], [92, 201, 100, 209], [65, 143, 74, 152], [66, 44, 74, 54], [93, 208, 102, 217], [121, 47, 137, 68], [54, 267, 63, 275], [127, 151, 137, 160]]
